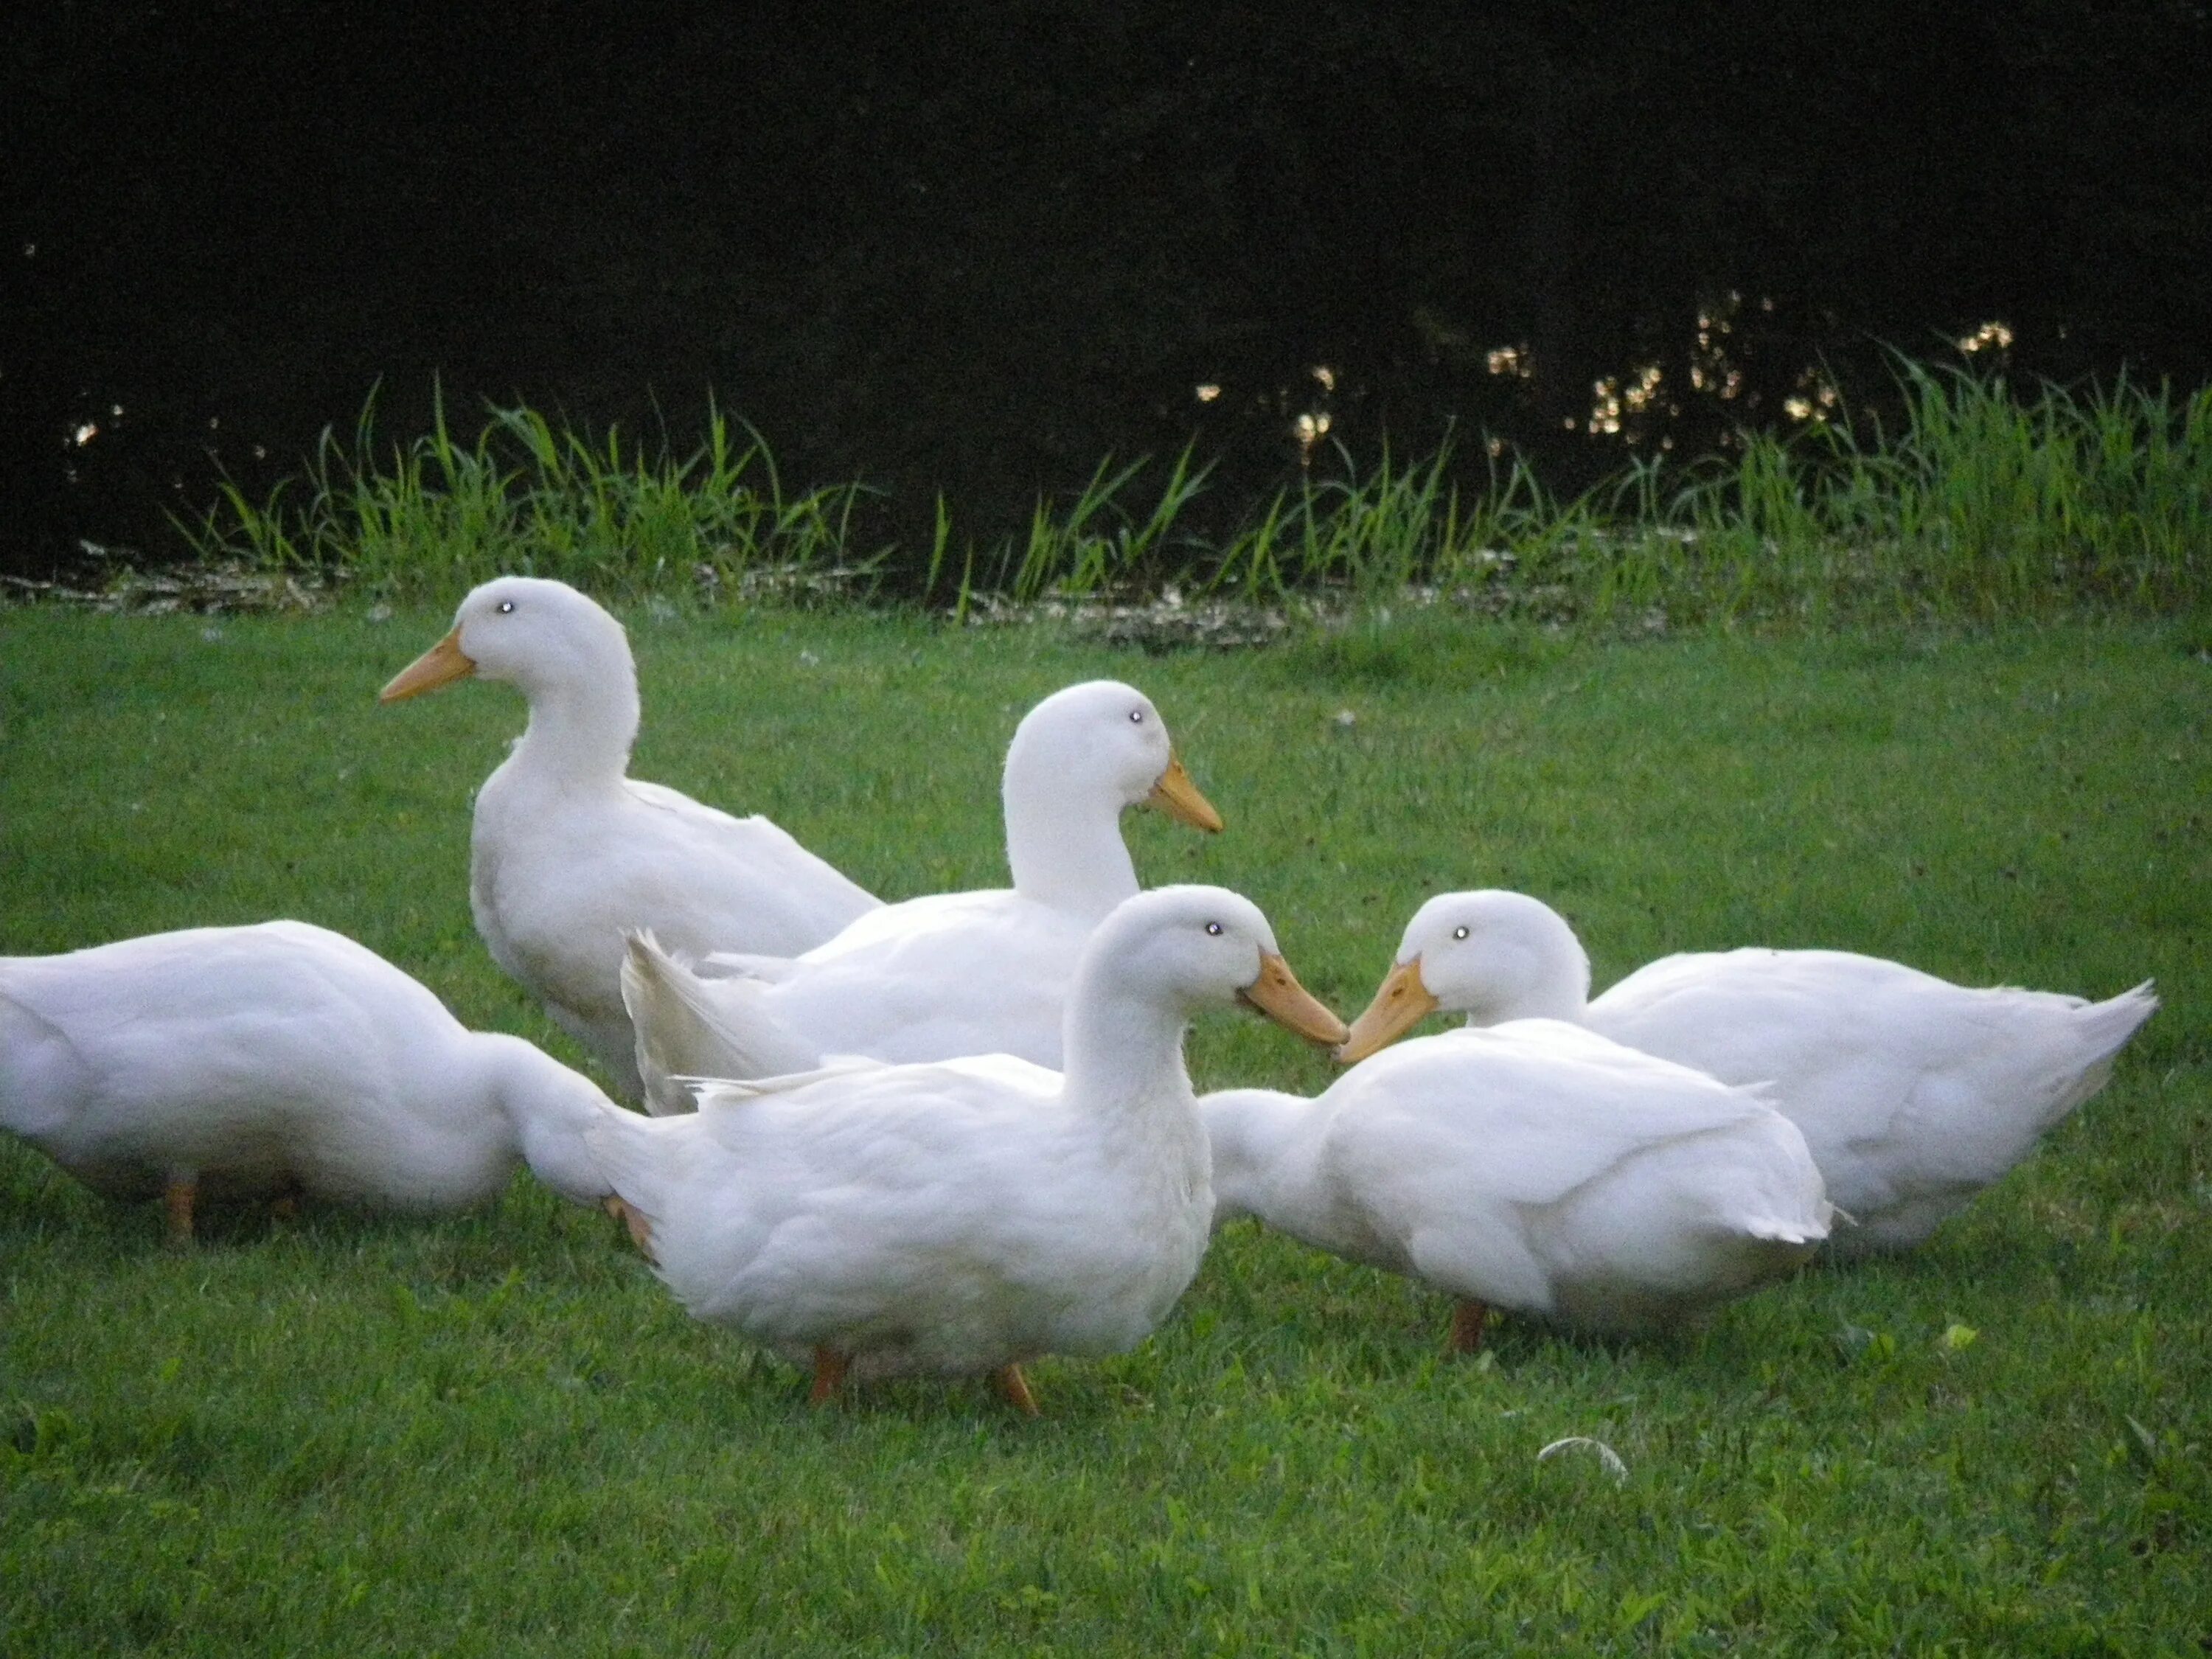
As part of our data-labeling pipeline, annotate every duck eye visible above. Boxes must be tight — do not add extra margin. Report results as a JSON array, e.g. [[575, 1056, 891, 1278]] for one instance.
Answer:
[[496, 600, 516, 614], [1453, 925, 1470, 940], [1128, 709, 1144, 723], [1205, 921, 1222, 936]]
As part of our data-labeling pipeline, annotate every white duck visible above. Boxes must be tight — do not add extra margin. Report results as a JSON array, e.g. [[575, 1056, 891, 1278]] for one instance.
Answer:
[[1342, 889, 2159, 1255], [1206, 1015, 1832, 1346], [585, 885, 1347, 1413], [0, 921, 621, 1240], [619, 678, 1222, 1110], [380, 576, 880, 1100]]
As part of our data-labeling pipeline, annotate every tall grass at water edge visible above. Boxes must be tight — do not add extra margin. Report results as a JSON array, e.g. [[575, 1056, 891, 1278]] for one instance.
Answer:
[[173, 362, 2212, 624], [172, 387, 872, 604]]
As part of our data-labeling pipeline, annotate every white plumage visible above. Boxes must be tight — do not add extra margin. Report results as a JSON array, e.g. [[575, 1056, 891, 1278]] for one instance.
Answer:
[[619, 678, 1222, 1110], [585, 885, 1346, 1411], [380, 576, 879, 1099], [1206, 1018, 1831, 1341], [0, 921, 619, 1239], [1343, 889, 2157, 1255]]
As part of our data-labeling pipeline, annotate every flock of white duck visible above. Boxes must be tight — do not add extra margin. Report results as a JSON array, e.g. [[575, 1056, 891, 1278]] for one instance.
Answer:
[[2, 575, 2160, 1413]]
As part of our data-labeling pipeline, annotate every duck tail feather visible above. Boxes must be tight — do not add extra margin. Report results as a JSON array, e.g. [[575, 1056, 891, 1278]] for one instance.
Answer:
[[2079, 980, 2159, 1062], [1742, 1208, 1832, 1246], [621, 931, 818, 1113]]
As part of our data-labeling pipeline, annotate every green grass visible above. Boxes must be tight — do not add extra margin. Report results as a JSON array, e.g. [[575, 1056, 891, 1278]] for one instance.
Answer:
[[3, 605, 2209, 1654], [170, 361, 2212, 625], [171, 385, 874, 606]]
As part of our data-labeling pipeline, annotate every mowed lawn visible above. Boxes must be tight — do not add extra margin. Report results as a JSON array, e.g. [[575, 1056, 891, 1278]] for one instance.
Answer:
[[2, 600, 2207, 1655]]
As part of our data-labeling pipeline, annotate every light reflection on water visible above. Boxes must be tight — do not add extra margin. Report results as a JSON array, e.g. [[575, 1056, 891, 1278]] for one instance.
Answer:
[[48, 301, 2024, 518], [1195, 293, 2005, 459]]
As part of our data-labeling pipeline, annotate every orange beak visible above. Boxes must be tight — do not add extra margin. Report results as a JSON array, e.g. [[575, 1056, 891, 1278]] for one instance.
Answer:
[[1238, 952, 1349, 1048], [379, 627, 476, 703], [1336, 958, 1441, 1062], [1145, 751, 1225, 834]]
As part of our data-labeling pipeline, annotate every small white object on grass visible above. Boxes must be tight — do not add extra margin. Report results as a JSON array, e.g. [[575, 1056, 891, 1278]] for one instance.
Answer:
[[1537, 1436, 1629, 1483]]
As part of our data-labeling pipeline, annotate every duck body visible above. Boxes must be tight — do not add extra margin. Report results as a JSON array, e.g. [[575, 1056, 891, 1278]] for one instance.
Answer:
[[586, 885, 1346, 1403], [1344, 890, 2160, 1258], [594, 1051, 1209, 1377], [1587, 947, 2160, 1253], [637, 891, 1088, 1091], [382, 576, 880, 1099], [622, 680, 1221, 1107], [469, 731, 880, 1088], [0, 921, 618, 1232], [1206, 1020, 1831, 1336]]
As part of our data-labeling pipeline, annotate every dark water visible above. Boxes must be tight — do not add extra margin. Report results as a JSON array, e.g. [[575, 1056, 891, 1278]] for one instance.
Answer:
[[8, 1, 2210, 582]]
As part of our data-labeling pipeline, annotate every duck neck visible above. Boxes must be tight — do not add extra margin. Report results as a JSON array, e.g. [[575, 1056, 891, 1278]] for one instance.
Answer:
[[478, 1035, 618, 1205], [1463, 973, 1590, 1028], [1198, 1087, 1314, 1227], [505, 652, 642, 791], [1455, 928, 1593, 1028], [1001, 748, 1140, 920], [1058, 956, 1198, 1130]]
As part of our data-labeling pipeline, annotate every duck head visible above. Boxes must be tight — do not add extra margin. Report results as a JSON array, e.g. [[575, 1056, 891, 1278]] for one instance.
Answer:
[[1338, 889, 1590, 1062], [1006, 679, 1221, 825], [1077, 885, 1344, 1046], [1002, 682, 1222, 915], [379, 577, 633, 706]]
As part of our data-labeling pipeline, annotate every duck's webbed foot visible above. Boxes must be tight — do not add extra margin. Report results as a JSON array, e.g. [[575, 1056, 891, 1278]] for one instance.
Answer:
[[809, 1346, 851, 1406], [162, 1175, 197, 1246], [992, 1363, 1040, 1417], [1449, 1298, 1490, 1355]]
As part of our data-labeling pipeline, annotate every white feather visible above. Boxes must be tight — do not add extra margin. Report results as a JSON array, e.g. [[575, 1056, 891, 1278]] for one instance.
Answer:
[[0, 921, 624, 1220], [586, 886, 1315, 1391], [384, 577, 879, 1101], [622, 679, 1219, 1105], [1205, 1018, 1832, 1335], [1380, 890, 2157, 1254]]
